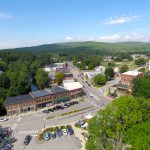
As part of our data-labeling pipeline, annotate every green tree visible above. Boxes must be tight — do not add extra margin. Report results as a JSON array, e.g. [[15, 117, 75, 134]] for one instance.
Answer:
[[138, 67, 146, 73], [86, 96, 142, 150], [135, 58, 146, 66], [0, 73, 10, 89], [30, 60, 42, 75], [35, 69, 49, 89], [0, 60, 7, 71], [55, 72, 64, 85], [120, 65, 128, 73], [93, 74, 107, 85], [132, 77, 150, 98], [105, 67, 114, 80], [124, 121, 150, 150]]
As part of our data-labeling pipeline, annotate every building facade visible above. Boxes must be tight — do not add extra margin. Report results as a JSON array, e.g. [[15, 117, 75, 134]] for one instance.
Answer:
[[63, 82, 84, 98], [118, 70, 144, 92], [5, 86, 70, 115]]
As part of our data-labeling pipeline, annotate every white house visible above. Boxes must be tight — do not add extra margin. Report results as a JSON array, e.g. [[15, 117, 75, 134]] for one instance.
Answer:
[[95, 66, 105, 73], [114, 67, 119, 73]]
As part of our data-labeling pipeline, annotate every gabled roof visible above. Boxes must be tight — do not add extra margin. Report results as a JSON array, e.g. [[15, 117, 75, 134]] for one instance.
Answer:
[[122, 70, 143, 76]]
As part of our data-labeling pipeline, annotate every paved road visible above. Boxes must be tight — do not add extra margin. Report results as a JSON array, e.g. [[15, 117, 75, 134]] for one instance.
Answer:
[[68, 62, 111, 106], [1, 63, 115, 150]]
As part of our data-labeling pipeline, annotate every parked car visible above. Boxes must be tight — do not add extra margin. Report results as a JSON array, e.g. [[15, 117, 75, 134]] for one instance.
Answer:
[[81, 122, 88, 130], [4, 137, 17, 144], [62, 129, 68, 136], [51, 132, 56, 138], [64, 103, 70, 108], [48, 108, 54, 112], [74, 120, 84, 126], [42, 110, 49, 114], [56, 129, 63, 137], [67, 127, 74, 135], [44, 132, 50, 140], [0, 117, 8, 122], [56, 105, 64, 110], [23, 135, 31, 145]]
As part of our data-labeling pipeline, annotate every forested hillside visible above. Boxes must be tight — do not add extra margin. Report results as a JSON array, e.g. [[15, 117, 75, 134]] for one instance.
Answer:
[[2, 41, 150, 55]]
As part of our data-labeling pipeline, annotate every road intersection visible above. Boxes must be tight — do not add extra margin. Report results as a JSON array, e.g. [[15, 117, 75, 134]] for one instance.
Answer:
[[1, 63, 117, 150]]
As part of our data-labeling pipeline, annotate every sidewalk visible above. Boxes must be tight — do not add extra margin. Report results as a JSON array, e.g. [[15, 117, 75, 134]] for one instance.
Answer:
[[71, 123, 87, 150], [7, 98, 83, 119]]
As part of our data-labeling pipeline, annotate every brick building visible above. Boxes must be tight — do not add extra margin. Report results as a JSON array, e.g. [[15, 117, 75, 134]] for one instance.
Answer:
[[118, 70, 144, 92], [5, 86, 70, 115], [63, 82, 84, 98]]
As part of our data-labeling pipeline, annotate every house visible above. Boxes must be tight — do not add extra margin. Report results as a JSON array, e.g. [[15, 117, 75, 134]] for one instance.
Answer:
[[63, 82, 83, 98], [95, 66, 105, 73], [43, 63, 67, 73], [103, 56, 112, 62], [114, 67, 119, 73], [54, 63, 66, 69], [131, 54, 148, 60], [43, 64, 56, 72], [83, 71, 99, 80], [48, 72, 55, 84], [118, 70, 144, 92], [5, 86, 70, 115]]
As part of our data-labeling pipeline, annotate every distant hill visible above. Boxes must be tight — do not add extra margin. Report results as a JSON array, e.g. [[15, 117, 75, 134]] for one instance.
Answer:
[[2, 41, 150, 55]]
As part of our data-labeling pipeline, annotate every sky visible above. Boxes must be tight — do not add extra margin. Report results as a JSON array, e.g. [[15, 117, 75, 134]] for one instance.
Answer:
[[0, 0, 150, 48]]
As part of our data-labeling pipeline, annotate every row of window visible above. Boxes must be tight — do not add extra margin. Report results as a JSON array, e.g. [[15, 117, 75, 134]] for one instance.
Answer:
[[36, 93, 68, 104]]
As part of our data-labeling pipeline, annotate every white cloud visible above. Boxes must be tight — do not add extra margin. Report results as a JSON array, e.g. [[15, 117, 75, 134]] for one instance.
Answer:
[[0, 13, 13, 19], [65, 36, 73, 41], [97, 33, 150, 42], [105, 15, 139, 25]]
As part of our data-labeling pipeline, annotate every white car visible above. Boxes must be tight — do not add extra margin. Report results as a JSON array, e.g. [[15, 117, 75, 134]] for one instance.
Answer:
[[62, 129, 68, 136], [0, 117, 8, 122], [81, 122, 88, 130]]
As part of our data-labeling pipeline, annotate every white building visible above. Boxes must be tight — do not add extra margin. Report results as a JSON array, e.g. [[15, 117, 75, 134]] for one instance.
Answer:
[[83, 66, 105, 81], [83, 71, 101, 80], [63, 82, 83, 91], [95, 66, 105, 73], [114, 67, 119, 73], [43, 63, 66, 72], [63, 82, 83, 98]]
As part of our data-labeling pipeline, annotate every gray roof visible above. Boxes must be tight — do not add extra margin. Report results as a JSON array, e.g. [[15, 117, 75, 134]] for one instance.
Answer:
[[5, 94, 33, 105], [5, 86, 68, 106], [45, 86, 68, 94], [30, 90, 50, 98]]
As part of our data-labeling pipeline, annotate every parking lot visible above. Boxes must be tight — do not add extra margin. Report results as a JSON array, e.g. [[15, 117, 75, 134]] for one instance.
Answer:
[[13, 134, 81, 150]]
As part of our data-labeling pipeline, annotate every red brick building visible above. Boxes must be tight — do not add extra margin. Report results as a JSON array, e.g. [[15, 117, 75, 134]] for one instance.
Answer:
[[5, 86, 70, 115], [118, 70, 144, 92], [63, 82, 84, 98]]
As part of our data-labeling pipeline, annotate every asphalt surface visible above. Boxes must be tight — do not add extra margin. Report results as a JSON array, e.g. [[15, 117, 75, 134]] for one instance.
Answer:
[[1, 63, 117, 150]]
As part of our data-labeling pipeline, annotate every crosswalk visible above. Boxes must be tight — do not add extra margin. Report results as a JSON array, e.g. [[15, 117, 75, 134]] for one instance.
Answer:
[[13, 130, 39, 135]]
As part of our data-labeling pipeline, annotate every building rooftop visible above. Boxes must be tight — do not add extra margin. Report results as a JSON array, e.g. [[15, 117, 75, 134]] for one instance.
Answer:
[[122, 70, 143, 76], [63, 82, 83, 91], [5, 86, 68, 106], [45, 86, 68, 94], [5, 94, 33, 105], [30, 90, 50, 98]]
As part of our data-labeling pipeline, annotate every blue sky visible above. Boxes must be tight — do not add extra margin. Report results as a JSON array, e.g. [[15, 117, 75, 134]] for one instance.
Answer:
[[0, 0, 150, 48]]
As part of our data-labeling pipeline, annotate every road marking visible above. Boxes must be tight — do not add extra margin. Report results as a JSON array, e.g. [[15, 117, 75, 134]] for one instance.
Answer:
[[12, 116, 22, 130], [13, 130, 39, 135], [12, 123, 18, 130]]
